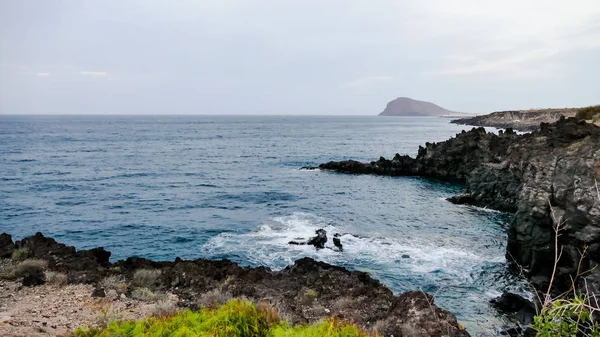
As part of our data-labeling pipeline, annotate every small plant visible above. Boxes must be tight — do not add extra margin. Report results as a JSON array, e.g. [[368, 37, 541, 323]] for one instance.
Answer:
[[99, 275, 128, 295], [45, 271, 68, 286], [198, 288, 233, 308], [132, 269, 161, 288], [11, 247, 29, 261], [131, 287, 156, 302], [576, 105, 600, 120], [303, 289, 317, 303], [13, 259, 48, 277], [150, 300, 178, 317], [94, 306, 124, 329]]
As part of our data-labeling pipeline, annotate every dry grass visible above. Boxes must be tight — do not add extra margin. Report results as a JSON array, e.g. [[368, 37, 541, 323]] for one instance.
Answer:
[[131, 287, 157, 302], [94, 306, 124, 328], [99, 275, 128, 295], [198, 288, 233, 308], [13, 259, 48, 277], [132, 269, 161, 288], [45, 271, 68, 286], [150, 300, 178, 317]]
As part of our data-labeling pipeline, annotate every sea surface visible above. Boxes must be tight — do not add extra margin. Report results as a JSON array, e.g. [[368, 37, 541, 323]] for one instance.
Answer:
[[0, 115, 529, 335]]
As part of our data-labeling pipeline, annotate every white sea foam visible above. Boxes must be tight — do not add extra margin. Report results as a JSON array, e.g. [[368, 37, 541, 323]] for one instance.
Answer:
[[202, 212, 504, 285]]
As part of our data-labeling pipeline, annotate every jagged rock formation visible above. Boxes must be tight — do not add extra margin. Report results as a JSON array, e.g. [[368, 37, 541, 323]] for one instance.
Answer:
[[451, 108, 578, 131], [1, 233, 470, 337], [314, 117, 600, 295], [379, 97, 466, 116]]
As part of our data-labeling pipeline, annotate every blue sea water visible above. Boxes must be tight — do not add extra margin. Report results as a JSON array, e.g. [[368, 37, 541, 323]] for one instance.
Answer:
[[0, 115, 528, 335]]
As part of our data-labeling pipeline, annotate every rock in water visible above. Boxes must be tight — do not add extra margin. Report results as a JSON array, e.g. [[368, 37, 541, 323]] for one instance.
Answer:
[[490, 292, 536, 325], [307, 229, 327, 249], [333, 233, 343, 251]]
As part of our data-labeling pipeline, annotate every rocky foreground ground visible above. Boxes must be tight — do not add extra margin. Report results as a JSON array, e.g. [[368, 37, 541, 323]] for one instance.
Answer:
[[0, 233, 470, 337], [313, 117, 600, 300]]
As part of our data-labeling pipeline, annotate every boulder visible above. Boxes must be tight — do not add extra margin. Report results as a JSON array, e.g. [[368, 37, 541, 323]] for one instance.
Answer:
[[332, 233, 343, 251], [307, 229, 327, 249], [0, 233, 15, 258], [22, 268, 46, 287]]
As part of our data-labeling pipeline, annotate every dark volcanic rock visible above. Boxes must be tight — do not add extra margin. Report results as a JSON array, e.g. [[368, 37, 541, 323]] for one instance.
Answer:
[[14, 232, 111, 283], [333, 233, 343, 251], [91, 287, 106, 298], [2, 233, 471, 336], [0, 233, 15, 258], [491, 292, 536, 325], [316, 117, 600, 295], [307, 229, 327, 249]]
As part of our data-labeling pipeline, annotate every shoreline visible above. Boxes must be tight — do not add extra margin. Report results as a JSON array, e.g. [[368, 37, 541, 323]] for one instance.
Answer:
[[0, 232, 470, 337]]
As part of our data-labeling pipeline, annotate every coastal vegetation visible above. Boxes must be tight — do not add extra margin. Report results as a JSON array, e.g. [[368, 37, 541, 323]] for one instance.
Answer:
[[576, 105, 600, 121], [72, 299, 377, 337]]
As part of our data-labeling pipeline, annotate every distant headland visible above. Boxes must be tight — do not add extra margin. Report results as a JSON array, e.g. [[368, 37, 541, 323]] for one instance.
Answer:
[[378, 97, 469, 117]]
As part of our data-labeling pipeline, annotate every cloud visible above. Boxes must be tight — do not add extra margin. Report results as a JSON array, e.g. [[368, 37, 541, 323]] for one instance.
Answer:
[[79, 71, 108, 76], [342, 76, 394, 88], [36, 72, 50, 77]]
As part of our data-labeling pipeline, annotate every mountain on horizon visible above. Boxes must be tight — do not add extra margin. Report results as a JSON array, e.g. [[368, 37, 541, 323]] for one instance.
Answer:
[[378, 97, 464, 116]]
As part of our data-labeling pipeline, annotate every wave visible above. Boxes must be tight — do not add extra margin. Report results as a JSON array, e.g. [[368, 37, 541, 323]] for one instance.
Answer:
[[202, 212, 504, 284]]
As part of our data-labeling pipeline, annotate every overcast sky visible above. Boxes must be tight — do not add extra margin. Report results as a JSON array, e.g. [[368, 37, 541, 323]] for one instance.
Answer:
[[1, 0, 599, 115]]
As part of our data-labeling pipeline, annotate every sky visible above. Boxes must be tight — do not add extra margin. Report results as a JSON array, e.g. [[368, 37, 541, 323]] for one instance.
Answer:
[[1, 0, 599, 115]]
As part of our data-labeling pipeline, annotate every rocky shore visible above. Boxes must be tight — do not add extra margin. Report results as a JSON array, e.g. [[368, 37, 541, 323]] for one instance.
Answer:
[[312, 117, 600, 299], [450, 108, 578, 131], [0, 232, 469, 337]]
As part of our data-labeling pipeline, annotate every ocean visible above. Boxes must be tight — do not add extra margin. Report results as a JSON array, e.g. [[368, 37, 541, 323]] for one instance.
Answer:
[[0, 115, 528, 335]]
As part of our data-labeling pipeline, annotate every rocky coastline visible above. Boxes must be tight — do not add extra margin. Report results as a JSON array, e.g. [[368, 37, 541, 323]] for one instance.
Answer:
[[450, 108, 578, 131], [0, 232, 469, 337], [311, 117, 600, 300]]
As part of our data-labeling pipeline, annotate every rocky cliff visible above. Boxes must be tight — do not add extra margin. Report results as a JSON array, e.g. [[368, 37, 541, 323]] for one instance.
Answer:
[[0, 232, 470, 337], [379, 97, 465, 116], [451, 108, 578, 131], [314, 117, 600, 296]]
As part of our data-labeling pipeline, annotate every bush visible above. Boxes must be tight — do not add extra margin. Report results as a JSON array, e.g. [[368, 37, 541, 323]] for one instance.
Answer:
[[303, 289, 318, 303], [13, 259, 48, 277], [45, 271, 68, 286], [132, 269, 161, 288], [11, 247, 29, 261], [576, 105, 600, 120], [531, 295, 600, 336], [73, 299, 377, 337], [99, 275, 128, 295], [131, 287, 156, 302], [150, 300, 178, 317], [198, 288, 233, 308]]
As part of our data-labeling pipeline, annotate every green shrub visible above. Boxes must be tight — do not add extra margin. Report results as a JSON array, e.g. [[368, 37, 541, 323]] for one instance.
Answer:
[[73, 299, 377, 337], [576, 105, 600, 120], [531, 295, 600, 336], [11, 247, 29, 261]]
